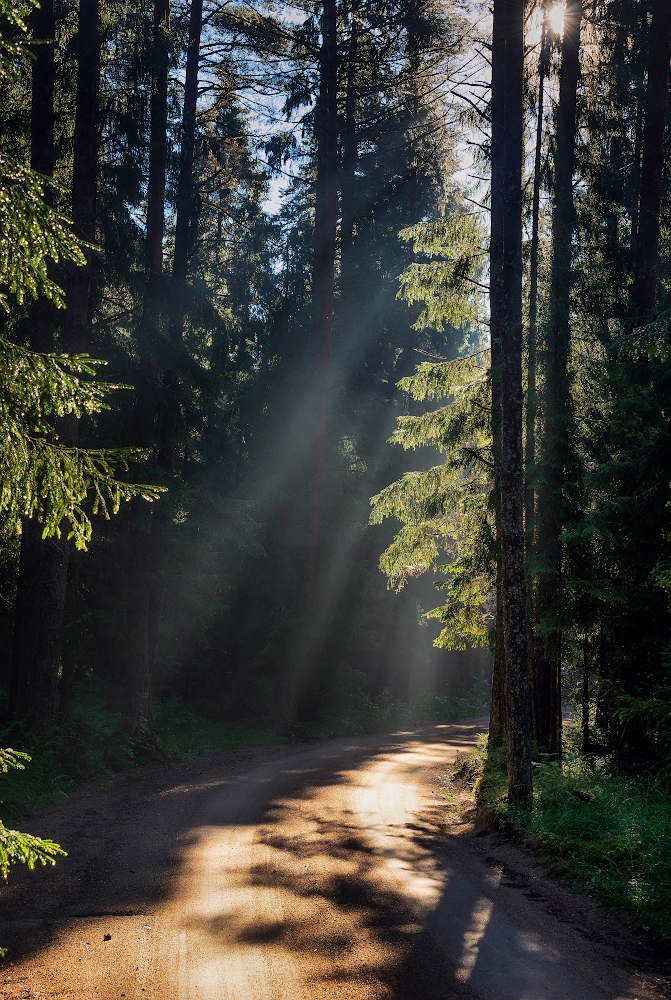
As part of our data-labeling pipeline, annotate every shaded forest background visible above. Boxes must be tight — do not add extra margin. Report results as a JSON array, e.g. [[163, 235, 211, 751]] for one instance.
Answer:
[[0, 0, 492, 751], [1, 0, 671, 793]]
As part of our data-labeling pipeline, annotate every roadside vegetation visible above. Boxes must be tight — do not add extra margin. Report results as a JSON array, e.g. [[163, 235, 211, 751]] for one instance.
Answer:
[[447, 724, 671, 944], [0, 673, 490, 826]]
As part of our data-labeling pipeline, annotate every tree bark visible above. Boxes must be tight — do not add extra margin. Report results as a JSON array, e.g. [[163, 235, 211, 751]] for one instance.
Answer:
[[488, 0, 506, 744], [306, 0, 338, 599], [172, 0, 202, 296], [489, 585, 505, 740], [339, 0, 358, 322], [160, 0, 203, 468], [497, 0, 533, 801], [55, 0, 101, 721], [535, 0, 582, 757], [277, 0, 338, 722], [526, 13, 548, 746], [582, 634, 590, 754], [11, 0, 66, 730], [13, 522, 69, 727], [29, 0, 56, 192], [138, 0, 170, 436], [65, 0, 99, 359], [631, 0, 671, 321], [122, 0, 170, 735]]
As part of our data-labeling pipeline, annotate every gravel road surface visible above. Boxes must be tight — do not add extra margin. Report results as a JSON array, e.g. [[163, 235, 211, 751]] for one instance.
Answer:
[[0, 719, 662, 999]]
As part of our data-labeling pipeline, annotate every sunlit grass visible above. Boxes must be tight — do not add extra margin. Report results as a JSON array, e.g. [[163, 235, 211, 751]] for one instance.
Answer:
[[465, 724, 671, 941]]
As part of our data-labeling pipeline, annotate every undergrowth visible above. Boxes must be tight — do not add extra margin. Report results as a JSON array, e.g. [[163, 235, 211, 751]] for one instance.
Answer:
[[154, 698, 281, 759], [463, 724, 671, 943]]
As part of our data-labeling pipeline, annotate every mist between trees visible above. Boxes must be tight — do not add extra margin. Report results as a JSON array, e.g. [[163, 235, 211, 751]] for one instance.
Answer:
[[0, 0, 671, 809]]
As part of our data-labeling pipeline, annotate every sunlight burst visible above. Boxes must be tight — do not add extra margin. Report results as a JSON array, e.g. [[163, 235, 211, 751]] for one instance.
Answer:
[[548, 1, 566, 37], [527, 2, 566, 46]]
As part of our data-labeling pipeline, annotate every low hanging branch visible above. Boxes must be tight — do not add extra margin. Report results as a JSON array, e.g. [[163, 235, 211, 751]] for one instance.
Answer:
[[0, 146, 164, 548], [0, 339, 164, 548]]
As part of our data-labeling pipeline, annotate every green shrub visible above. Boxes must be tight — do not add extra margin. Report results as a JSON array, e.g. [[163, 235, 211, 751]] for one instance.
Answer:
[[468, 724, 671, 942]]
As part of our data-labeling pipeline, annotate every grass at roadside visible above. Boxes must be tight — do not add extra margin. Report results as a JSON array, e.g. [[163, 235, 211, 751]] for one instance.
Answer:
[[455, 725, 671, 943], [0, 684, 289, 825], [154, 699, 282, 759]]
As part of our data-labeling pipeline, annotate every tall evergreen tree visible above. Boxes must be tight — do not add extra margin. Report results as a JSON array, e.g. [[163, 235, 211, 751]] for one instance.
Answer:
[[497, 0, 532, 800], [534, 0, 583, 756]]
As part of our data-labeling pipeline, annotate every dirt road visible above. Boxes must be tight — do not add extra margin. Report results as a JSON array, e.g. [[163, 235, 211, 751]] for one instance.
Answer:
[[0, 720, 663, 999]]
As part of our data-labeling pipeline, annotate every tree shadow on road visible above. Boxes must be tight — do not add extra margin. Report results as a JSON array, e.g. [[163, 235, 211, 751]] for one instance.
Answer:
[[0, 720, 624, 999]]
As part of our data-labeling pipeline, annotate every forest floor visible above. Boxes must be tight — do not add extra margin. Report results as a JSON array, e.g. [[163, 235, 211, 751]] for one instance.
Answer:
[[0, 718, 668, 1000]]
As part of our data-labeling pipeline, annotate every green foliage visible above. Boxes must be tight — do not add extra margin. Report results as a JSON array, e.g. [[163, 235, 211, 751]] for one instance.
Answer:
[[0, 0, 84, 311], [449, 730, 489, 786], [0, 338, 164, 547], [596, 673, 671, 784], [604, 681, 671, 734], [0, 746, 65, 912], [153, 698, 282, 759], [617, 310, 671, 362], [369, 206, 494, 651], [521, 735, 671, 941], [370, 352, 494, 648], [396, 352, 486, 402], [455, 731, 509, 820], [0, 0, 164, 548], [0, 0, 490, 773], [299, 669, 491, 738], [0, 748, 30, 774], [0, 0, 35, 83], [398, 214, 487, 331], [470, 726, 671, 942], [0, 821, 65, 882], [0, 155, 86, 311], [371, 466, 473, 585], [0, 740, 66, 954]]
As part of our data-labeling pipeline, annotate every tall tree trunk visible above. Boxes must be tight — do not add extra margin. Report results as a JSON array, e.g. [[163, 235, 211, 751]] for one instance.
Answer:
[[162, 0, 202, 468], [339, 0, 358, 329], [66, 0, 99, 360], [11, 0, 67, 730], [497, 0, 533, 801], [56, 0, 100, 720], [306, 0, 338, 599], [488, 0, 506, 744], [527, 13, 549, 745], [142, 0, 170, 396], [172, 0, 202, 300], [581, 634, 590, 753], [400, 49, 422, 384], [29, 0, 55, 200], [122, 0, 170, 735], [535, 0, 582, 758], [631, 0, 671, 321], [58, 553, 81, 724]]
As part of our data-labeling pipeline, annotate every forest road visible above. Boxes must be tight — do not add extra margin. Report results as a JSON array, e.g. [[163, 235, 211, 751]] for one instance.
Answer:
[[0, 719, 656, 1000]]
